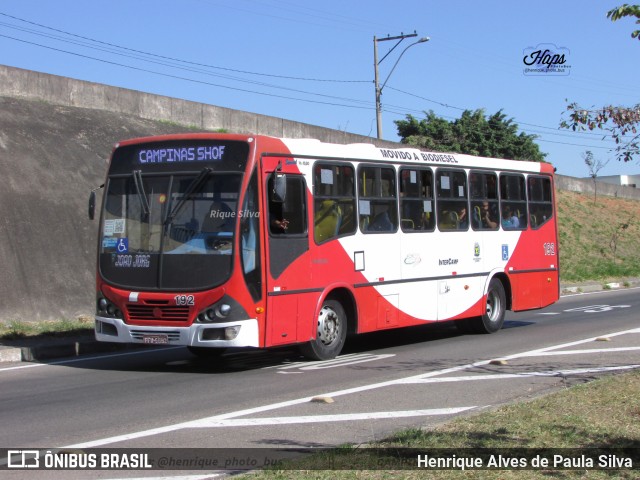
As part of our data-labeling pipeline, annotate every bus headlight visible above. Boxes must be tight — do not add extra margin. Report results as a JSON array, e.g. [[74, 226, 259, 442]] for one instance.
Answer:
[[197, 302, 232, 323], [97, 296, 122, 319], [216, 304, 231, 318]]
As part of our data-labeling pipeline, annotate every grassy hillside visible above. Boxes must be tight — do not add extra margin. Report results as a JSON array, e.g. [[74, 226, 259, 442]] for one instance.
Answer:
[[557, 189, 640, 282]]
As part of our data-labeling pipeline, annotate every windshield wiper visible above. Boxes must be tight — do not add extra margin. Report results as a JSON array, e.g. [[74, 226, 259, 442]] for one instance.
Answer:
[[132, 170, 150, 217], [165, 167, 213, 226]]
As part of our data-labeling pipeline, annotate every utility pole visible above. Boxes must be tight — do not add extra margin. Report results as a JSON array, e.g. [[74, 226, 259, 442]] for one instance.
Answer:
[[373, 31, 429, 139]]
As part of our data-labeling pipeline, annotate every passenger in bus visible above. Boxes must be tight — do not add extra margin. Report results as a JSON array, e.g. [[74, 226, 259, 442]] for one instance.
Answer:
[[501, 206, 520, 229], [269, 203, 289, 233], [457, 206, 469, 229], [473, 202, 498, 229]]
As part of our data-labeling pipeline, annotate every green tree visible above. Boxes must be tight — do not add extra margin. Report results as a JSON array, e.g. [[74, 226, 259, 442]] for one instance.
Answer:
[[560, 5, 640, 162], [395, 109, 546, 161], [607, 3, 640, 40]]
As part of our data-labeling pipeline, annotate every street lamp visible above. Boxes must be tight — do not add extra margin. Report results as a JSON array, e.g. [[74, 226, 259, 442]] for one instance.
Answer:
[[374, 34, 429, 139]]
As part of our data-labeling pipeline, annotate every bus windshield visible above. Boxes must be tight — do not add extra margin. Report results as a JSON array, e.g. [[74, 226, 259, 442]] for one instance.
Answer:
[[98, 139, 248, 291]]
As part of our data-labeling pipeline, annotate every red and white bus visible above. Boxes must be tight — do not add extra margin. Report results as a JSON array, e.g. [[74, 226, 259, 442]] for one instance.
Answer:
[[91, 133, 559, 360]]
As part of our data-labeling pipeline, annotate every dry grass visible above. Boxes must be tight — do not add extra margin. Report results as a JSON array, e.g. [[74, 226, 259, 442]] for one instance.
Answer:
[[247, 372, 640, 478], [0, 316, 93, 340], [556, 190, 640, 282]]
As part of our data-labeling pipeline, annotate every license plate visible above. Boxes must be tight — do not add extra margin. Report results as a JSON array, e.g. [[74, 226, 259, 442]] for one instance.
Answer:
[[142, 334, 169, 344]]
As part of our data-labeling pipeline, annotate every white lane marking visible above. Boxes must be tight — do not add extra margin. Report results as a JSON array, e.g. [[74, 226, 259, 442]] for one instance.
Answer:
[[496, 327, 640, 360], [564, 305, 631, 313], [299, 354, 396, 370], [525, 347, 640, 356], [267, 353, 395, 371], [401, 365, 640, 384], [64, 326, 640, 449], [191, 407, 475, 428]]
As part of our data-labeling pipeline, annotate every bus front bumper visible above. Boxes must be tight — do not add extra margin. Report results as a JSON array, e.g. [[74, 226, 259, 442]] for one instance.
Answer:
[[95, 316, 260, 348]]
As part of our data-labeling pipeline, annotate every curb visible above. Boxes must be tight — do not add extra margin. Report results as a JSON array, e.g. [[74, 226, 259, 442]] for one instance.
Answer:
[[0, 338, 144, 364], [560, 278, 639, 295]]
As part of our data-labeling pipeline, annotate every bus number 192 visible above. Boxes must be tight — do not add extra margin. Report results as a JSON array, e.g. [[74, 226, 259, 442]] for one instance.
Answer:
[[174, 295, 195, 306]]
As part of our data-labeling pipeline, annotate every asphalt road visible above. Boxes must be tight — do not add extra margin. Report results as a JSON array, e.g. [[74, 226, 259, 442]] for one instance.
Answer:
[[1, 287, 639, 479]]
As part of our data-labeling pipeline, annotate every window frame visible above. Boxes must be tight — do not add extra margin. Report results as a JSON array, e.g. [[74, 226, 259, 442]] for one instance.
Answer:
[[527, 175, 554, 230], [357, 164, 399, 234], [267, 174, 308, 237], [499, 173, 528, 231], [312, 162, 357, 244], [399, 167, 435, 233], [469, 170, 499, 231], [436, 168, 469, 232]]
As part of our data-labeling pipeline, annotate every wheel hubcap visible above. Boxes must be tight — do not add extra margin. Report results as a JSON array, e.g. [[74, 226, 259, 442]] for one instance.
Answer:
[[317, 306, 339, 345], [486, 290, 500, 322]]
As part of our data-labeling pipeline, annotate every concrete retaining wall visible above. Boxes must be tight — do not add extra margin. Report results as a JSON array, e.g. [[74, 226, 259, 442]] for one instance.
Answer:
[[0, 65, 399, 148], [556, 174, 640, 200]]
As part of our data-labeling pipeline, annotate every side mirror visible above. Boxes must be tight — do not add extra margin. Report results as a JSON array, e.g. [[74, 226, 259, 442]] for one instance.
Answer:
[[88, 191, 96, 220], [271, 173, 286, 203]]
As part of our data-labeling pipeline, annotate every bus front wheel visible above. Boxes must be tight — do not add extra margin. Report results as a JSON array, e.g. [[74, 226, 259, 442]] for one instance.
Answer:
[[300, 299, 347, 361]]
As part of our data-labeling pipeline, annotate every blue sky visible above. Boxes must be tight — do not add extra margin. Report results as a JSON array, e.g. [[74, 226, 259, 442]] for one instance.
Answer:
[[1, 0, 638, 177]]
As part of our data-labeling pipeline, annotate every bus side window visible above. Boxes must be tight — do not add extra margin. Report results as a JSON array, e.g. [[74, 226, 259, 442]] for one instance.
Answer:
[[400, 168, 434, 232], [500, 174, 528, 230], [313, 163, 356, 244], [528, 175, 554, 229], [437, 169, 468, 231], [358, 165, 398, 234], [469, 171, 499, 231], [268, 175, 307, 235]]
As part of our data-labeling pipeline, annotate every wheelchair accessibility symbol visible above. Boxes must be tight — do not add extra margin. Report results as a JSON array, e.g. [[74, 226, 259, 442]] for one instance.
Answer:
[[116, 238, 129, 253]]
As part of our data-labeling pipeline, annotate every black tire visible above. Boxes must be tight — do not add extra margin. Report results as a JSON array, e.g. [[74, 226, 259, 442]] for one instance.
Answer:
[[469, 278, 506, 334], [300, 299, 347, 360], [187, 346, 227, 358]]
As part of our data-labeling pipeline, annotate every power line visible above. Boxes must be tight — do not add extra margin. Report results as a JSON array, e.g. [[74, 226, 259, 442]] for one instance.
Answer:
[[0, 26, 376, 108], [0, 11, 369, 84], [0, 33, 375, 111]]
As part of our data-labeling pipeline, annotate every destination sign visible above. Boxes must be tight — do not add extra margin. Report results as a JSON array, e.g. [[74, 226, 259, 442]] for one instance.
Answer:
[[138, 145, 226, 164]]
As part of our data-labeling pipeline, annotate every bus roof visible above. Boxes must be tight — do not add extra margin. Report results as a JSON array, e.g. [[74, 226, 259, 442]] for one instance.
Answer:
[[112, 133, 554, 175], [278, 137, 554, 175]]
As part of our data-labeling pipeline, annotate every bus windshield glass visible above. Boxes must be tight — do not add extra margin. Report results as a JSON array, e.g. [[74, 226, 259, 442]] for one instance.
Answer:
[[99, 140, 249, 290]]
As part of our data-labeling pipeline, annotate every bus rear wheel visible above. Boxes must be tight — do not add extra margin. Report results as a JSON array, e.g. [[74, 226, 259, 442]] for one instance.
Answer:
[[300, 299, 347, 361], [471, 278, 506, 334]]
